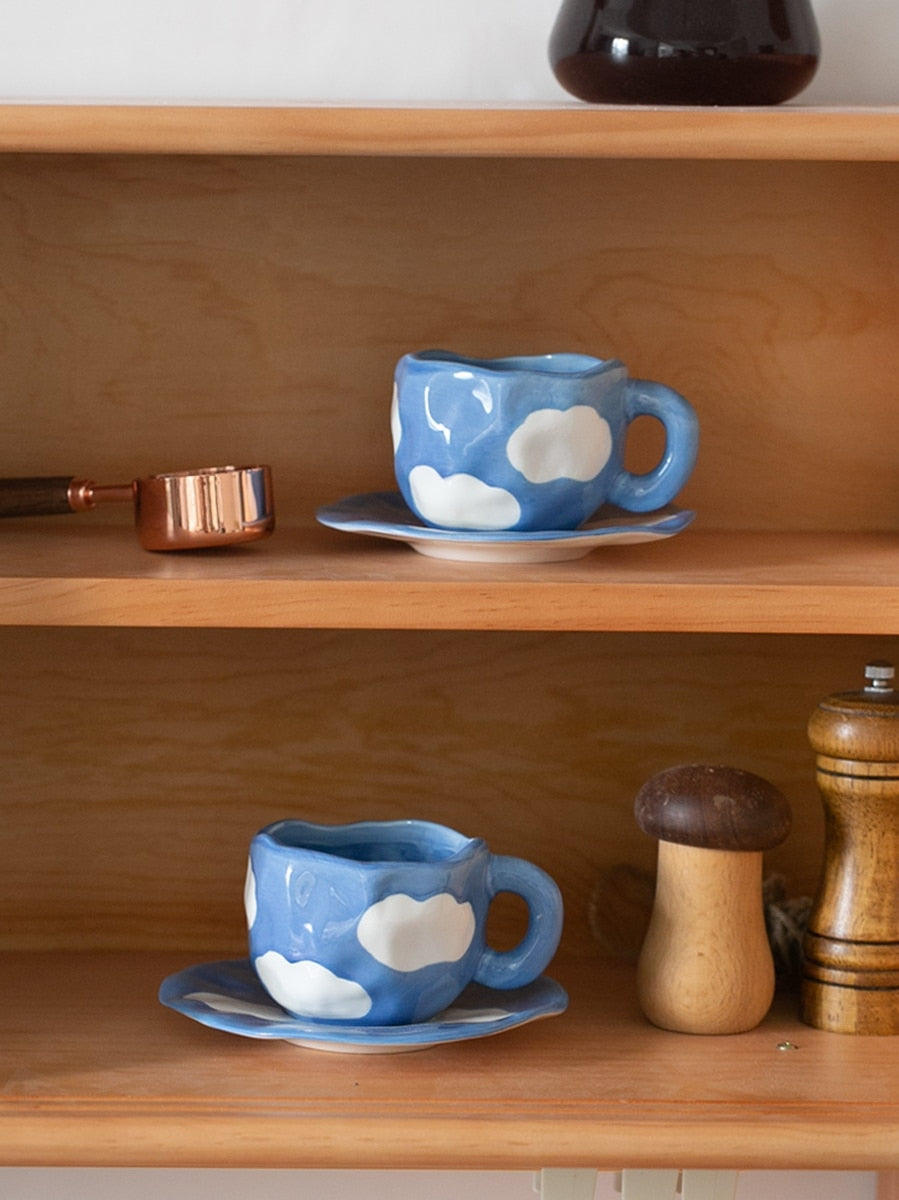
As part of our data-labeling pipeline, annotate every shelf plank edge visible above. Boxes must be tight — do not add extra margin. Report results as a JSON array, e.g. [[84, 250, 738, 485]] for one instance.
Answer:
[[0, 104, 897, 160], [1, 579, 897, 634], [3, 1110, 899, 1171]]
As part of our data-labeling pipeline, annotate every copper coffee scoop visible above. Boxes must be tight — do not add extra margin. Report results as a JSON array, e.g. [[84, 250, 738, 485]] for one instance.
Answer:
[[0, 465, 274, 550]]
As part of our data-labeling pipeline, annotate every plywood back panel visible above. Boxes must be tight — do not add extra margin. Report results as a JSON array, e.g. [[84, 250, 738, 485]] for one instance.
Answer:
[[3, 626, 895, 957], [0, 154, 896, 531]]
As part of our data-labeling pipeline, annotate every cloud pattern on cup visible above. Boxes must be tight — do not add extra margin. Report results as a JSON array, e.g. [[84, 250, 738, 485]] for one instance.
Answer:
[[408, 464, 522, 530], [393, 389, 614, 531], [246, 862, 477, 1020], [357, 892, 476, 972], [506, 406, 612, 484], [254, 953, 374, 1019]]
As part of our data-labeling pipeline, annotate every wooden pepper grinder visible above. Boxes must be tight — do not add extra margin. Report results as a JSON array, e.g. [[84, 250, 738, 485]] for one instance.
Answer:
[[802, 660, 899, 1034], [634, 764, 791, 1034]]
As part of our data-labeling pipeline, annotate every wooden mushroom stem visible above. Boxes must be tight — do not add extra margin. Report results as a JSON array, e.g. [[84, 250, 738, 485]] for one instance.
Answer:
[[634, 764, 791, 1036], [638, 841, 773, 1034]]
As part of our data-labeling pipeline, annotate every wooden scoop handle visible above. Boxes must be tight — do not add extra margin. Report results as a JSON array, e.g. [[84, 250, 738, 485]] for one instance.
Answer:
[[0, 476, 79, 517]]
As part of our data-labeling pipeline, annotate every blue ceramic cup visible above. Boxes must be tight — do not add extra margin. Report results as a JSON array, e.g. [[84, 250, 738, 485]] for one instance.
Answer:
[[245, 818, 563, 1026], [392, 350, 698, 531]]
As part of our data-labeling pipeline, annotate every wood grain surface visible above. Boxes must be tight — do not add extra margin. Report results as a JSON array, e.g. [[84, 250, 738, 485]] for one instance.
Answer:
[[3, 952, 899, 1170], [0, 104, 897, 159], [1, 111, 897, 1174], [0, 154, 896, 533], [1, 626, 891, 957]]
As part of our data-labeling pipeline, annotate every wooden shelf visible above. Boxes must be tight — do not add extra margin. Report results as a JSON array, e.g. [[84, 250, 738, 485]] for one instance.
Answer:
[[2, 951, 898, 1171], [2, 522, 899, 633], [3, 100, 898, 1177], [0, 102, 897, 160]]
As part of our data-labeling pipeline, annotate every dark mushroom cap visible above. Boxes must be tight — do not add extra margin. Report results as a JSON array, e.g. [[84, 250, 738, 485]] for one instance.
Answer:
[[634, 764, 791, 851]]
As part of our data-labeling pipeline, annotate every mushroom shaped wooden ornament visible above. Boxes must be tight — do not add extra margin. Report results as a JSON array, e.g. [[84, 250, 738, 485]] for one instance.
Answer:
[[634, 764, 791, 1035]]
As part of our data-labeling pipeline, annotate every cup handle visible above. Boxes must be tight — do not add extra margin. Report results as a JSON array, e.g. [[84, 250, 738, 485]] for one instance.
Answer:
[[474, 856, 563, 990], [607, 379, 699, 512]]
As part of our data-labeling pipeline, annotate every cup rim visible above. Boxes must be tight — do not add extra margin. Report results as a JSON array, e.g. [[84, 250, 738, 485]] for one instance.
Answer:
[[255, 818, 481, 866], [405, 349, 625, 379]]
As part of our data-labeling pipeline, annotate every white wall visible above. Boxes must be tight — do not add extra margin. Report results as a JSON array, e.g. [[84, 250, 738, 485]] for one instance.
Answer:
[[0, 1169, 881, 1199], [0, 0, 896, 105], [2, 2, 894, 1197]]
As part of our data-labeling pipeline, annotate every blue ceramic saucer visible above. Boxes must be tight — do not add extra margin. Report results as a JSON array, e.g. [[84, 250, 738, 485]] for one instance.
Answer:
[[160, 959, 568, 1054], [316, 491, 694, 563]]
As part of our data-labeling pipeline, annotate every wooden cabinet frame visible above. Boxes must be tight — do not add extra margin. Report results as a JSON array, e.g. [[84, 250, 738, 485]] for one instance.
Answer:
[[1, 104, 897, 1175]]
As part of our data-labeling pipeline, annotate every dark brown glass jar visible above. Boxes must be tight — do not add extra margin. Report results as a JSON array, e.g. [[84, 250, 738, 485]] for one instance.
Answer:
[[549, 0, 821, 105]]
